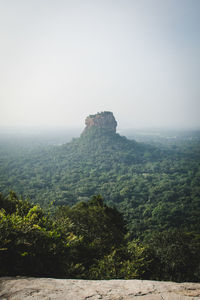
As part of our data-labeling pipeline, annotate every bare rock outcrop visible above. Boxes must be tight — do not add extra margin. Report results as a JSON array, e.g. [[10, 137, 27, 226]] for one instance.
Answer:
[[83, 111, 117, 134], [0, 277, 200, 300]]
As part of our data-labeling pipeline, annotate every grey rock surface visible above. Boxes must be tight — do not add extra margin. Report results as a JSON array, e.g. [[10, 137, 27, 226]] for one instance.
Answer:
[[83, 111, 117, 134], [0, 277, 200, 300]]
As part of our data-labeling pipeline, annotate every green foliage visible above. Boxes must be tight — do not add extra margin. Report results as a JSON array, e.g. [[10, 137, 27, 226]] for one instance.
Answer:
[[0, 194, 82, 278], [0, 128, 199, 239], [0, 129, 200, 281], [54, 195, 127, 277], [89, 241, 152, 280], [121, 240, 152, 279], [0, 192, 200, 281], [89, 248, 125, 279], [145, 230, 200, 282]]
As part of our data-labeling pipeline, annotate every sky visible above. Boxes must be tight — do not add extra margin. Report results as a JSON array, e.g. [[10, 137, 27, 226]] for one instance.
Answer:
[[0, 0, 200, 130]]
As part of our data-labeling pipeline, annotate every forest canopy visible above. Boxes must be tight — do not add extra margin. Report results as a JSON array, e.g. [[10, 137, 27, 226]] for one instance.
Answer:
[[0, 125, 200, 281], [1, 192, 199, 281], [0, 127, 199, 238]]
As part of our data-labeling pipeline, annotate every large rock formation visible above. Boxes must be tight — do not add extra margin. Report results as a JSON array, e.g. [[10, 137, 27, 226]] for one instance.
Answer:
[[0, 277, 200, 300], [83, 111, 117, 134]]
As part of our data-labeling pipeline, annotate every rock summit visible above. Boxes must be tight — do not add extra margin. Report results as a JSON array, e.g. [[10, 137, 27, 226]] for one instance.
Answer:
[[83, 111, 117, 134]]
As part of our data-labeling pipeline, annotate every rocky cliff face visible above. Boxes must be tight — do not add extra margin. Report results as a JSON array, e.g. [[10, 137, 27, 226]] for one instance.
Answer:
[[83, 111, 117, 134]]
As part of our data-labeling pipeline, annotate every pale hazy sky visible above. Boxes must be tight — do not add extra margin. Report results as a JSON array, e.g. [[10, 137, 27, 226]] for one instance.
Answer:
[[0, 0, 200, 129]]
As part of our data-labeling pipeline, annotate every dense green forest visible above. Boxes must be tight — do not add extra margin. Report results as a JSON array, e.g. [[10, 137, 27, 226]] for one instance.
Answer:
[[1, 192, 199, 281], [0, 126, 200, 281], [0, 127, 200, 237]]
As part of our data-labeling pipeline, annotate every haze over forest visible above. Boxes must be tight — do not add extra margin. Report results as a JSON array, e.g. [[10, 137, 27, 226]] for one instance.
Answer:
[[0, 0, 200, 131]]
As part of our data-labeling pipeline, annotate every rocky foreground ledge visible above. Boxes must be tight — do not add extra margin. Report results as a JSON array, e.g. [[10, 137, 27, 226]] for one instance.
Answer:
[[0, 277, 200, 300]]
